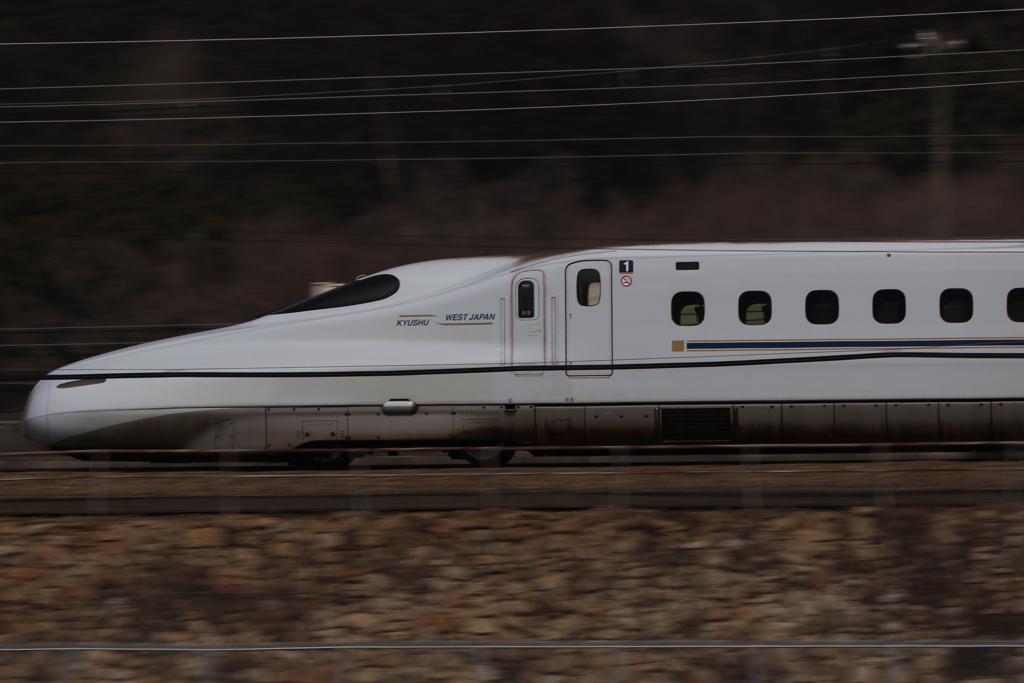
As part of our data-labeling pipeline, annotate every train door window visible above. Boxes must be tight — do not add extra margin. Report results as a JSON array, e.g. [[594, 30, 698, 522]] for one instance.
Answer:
[[873, 289, 905, 324], [1009, 289, 1024, 322], [672, 292, 705, 326], [806, 290, 839, 324], [517, 279, 536, 319], [739, 291, 771, 325], [940, 288, 973, 323], [576, 268, 601, 306]]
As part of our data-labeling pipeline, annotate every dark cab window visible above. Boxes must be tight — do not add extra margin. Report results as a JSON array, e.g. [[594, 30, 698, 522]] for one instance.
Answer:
[[271, 274, 399, 314]]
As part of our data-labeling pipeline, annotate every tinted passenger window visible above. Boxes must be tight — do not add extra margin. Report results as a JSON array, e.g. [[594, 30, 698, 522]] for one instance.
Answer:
[[739, 291, 771, 325], [940, 288, 973, 323], [806, 290, 838, 325], [672, 292, 705, 326], [517, 280, 536, 319], [873, 289, 905, 324], [576, 269, 601, 307], [1009, 289, 1024, 322]]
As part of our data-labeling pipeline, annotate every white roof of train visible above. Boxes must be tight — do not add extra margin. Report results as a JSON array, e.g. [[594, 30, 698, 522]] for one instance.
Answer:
[[544, 240, 1024, 255], [505, 239, 1024, 269]]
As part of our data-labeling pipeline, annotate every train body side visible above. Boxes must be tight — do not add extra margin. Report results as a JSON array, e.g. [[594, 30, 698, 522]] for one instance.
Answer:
[[22, 242, 1024, 451]]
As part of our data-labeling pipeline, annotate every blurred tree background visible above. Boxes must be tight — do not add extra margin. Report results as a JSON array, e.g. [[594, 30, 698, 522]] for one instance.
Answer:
[[1, 0, 1023, 385]]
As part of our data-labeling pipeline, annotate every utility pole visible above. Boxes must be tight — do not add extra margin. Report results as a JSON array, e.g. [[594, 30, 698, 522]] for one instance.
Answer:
[[899, 31, 967, 237]]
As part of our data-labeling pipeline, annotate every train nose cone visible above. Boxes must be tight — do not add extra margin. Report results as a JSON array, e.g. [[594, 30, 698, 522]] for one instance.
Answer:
[[21, 381, 51, 448]]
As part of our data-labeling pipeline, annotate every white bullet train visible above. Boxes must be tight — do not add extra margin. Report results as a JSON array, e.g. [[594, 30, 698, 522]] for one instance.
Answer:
[[21, 241, 1024, 465]]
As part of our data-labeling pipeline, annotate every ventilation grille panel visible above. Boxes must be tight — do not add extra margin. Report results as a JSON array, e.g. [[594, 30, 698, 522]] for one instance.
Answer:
[[661, 407, 732, 442]]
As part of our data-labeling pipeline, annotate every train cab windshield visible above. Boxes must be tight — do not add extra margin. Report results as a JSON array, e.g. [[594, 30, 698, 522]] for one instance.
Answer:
[[269, 274, 401, 314]]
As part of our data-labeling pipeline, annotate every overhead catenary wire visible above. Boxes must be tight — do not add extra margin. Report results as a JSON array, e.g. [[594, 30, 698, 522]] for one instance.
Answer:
[[3, 133, 1024, 149], [0, 40, 915, 107], [7, 65, 1024, 110], [2, 150, 1022, 165], [2, 44, 1023, 99], [1, 77, 1022, 125], [0, 43, 889, 93], [0, 7, 1020, 46], [6, 158, 1024, 180], [0, 44, 883, 92]]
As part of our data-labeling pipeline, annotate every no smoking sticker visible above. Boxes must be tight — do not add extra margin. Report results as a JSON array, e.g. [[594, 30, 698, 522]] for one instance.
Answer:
[[620, 275, 632, 287]]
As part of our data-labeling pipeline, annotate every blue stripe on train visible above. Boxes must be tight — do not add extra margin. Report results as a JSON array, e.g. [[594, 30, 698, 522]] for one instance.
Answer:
[[687, 339, 1024, 351]]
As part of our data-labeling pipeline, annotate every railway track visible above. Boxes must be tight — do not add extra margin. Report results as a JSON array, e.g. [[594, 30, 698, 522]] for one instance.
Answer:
[[2, 454, 1024, 514], [2, 440, 1022, 466]]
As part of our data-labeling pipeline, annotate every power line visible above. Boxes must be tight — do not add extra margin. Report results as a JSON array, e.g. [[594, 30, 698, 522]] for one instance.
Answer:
[[4, 157, 1024, 179], [1, 150, 1021, 165], [0, 43, 1018, 96], [9, 65, 1024, 110], [0, 8, 1021, 46], [0, 44, 873, 92], [3, 133, 1024, 148], [2, 77, 1021, 125]]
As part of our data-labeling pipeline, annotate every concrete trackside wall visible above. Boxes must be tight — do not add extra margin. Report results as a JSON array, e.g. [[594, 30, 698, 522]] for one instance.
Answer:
[[2, 506, 1024, 681]]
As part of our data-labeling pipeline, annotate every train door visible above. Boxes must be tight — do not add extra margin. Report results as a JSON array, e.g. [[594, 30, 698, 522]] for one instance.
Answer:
[[511, 270, 545, 375], [565, 261, 612, 376]]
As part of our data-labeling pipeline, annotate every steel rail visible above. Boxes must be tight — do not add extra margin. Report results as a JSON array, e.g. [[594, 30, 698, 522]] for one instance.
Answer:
[[3, 462, 1024, 478]]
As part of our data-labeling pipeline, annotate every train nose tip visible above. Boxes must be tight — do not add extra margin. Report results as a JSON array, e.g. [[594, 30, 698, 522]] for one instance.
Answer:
[[21, 381, 51, 448]]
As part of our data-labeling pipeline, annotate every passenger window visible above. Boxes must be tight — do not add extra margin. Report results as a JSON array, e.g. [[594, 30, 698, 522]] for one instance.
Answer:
[[806, 290, 838, 325], [873, 289, 905, 324], [940, 288, 973, 323], [517, 280, 536, 319], [576, 268, 601, 306], [672, 292, 705, 326], [1009, 289, 1024, 322], [739, 291, 771, 325]]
